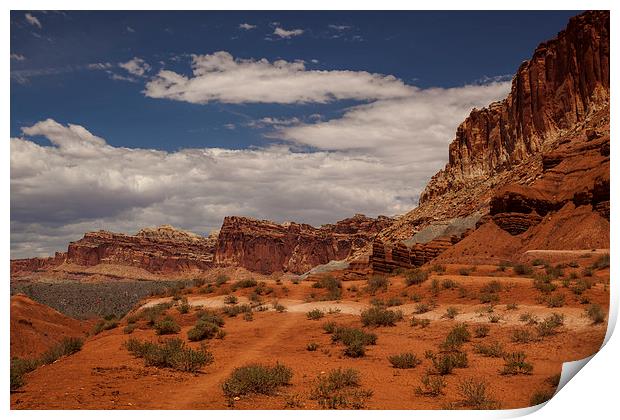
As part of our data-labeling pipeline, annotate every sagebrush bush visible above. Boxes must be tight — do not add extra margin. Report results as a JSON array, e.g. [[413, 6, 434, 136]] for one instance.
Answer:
[[536, 313, 564, 337], [154, 315, 180, 335], [313, 275, 342, 300], [215, 274, 229, 286], [10, 357, 40, 391], [511, 328, 534, 343], [307, 309, 325, 320], [415, 374, 446, 397], [501, 352, 533, 375], [92, 318, 119, 335], [442, 306, 459, 319], [124, 323, 137, 334], [414, 302, 431, 314], [323, 321, 337, 334], [530, 390, 554, 406], [591, 254, 610, 270], [223, 303, 252, 317], [410, 316, 431, 328], [224, 295, 238, 305], [361, 306, 403, 327], [39, 337, 84, 365], [310, 368, 372, 409], [187, 319, 221, 341], [513, 264, 533, 276], [481, 280, 502, 294], [222, 362, 293, 398], [306, 342, 319, 351], [231, 278, 258, 291], [441, 323, 470, 352], [442, 279, 459, 290], [429, 351, 468, 375], [404, 269, 428, 286], [125, 338, 213, 372], [457, 378, 500, 409], [473, 341, 504, 358], [479, 292, 500, 304], [366, 274, 389, 294], [474, 325, 490, 338], [543, 293, 565, 308], [585, 304, 606, 324], [388, 352, 421, 369], [177, 298, 191, 314]]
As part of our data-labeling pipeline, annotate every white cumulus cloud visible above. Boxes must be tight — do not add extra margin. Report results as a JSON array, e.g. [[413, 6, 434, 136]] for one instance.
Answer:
[[144, 51, 414, 104], [25, 13, 42, 29], [239, 23, 256, 30], [119, 57, 152, 77], [273, 26, 304, 38]]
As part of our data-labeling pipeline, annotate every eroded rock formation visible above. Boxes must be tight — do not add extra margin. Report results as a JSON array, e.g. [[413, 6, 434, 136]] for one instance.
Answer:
[[215, 214, 393, 274]]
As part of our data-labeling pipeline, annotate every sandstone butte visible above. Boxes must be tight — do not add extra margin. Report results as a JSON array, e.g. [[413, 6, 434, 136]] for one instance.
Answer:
[[10, 11, 610, 280]]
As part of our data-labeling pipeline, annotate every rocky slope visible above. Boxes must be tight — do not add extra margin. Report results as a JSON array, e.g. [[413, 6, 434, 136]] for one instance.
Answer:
[[215, 214, 393, 274], [366, 10, 609, 271]]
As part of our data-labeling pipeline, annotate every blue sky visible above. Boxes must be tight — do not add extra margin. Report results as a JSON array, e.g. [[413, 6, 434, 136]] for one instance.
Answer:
[[11, 10, 578, 151], [10, 10, 580, 258]]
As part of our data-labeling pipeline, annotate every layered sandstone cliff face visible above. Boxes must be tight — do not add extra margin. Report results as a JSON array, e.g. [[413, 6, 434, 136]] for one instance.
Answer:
[[215, 214, 393, 274], [420, 11, 609, 203], [377, 10, 609, 246], [11, 225, 217, 277], [366, 11, 610, 271]]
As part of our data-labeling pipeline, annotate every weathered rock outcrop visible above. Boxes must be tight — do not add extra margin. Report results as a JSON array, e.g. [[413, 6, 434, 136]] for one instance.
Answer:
[[65, 226, 217, 273], [376, 10, 609, 250], [215, 214, 393, 274], [420, 11, 609, 203]]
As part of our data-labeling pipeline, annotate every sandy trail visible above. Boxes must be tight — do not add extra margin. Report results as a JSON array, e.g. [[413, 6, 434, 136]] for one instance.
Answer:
[[141, 296, 594, 330]]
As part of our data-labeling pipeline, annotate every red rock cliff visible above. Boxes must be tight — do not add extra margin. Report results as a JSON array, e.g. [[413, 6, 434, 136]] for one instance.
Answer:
[[420, 11, 609, 204], [215, 214, 393, 274]]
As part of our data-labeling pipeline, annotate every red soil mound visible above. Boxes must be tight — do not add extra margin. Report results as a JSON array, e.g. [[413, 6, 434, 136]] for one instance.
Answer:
[[10, 294, 90, 359], [433, 221, 522, 264], [522, 203, 609, 250]]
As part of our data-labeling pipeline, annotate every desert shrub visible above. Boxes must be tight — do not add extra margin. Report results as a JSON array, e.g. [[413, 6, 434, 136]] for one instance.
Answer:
[[546, 373, 561, 387], [177, 298, 191, 314], [360, 307, 403, 327], [331, 325, 377, 358], [530, 390, 554, 406], [254, 282, 274, 296], [429, 351, 469, 375], [481, 280, 502, 294], [132, 302, 173, 326], [404, 269, 428, 286], [591, 254, 610, 270], [442, 279, 459, 290], [506, 302, 519, 310], [543, 293, 565, 308], [474, 325, 490, 338], [533, 274, 557, 293], [188, 319, 221, 341], [273, 301, 286, 312], [124, 323, 137, 334], [498, 260, 512, 271], [488, 314, 501, 323], [479, 292, 499, 304], [10, 357, 40, 391], [531, 259, 546, 266], [545, 264, 564, 279], [440, 323, 470, 352], [410, 316, 431, 328], [536, 313, 564, 337], [501, 352, 533, 375], [415, 374, 446, 397], [519, 312, 539, 325], [366, 274, 389, 294], [457, 378, 499, 409], [92, 318, 119, 335], [458, 268, 471, 276], [222, 303, 252, 317], [310, 368, 372, 409], [457, 286, 469, 299], [388, 352, 421, 369], [215, 274, 229, 286], [125, 338, 213, 372], [306, 309, 325, 320], [430, 279, 441, 296], [39, 337, 84, 365], [323, 321, 337, 334], [314, 275, 342, 300], [385, 296, 403, 307], [582, 267, 594, 277], [442, 306, 459, 319], [196, 310, 225, 327], [473, 341, 504, 358], [154, 315, 181, 335], [414, 302, 431, 314], [513, 264, 533, 276], [224, 295, 238, 305], [430, 264, 446, 273], [585, 304, 606, 324], [231, 278, 258, 291], [307, 342, 319, 351], [570, 280, 588, 295], [243, 312, 254, 322], [568, 260, 579, 268], [192, 278, 206, 288], [222, 363, 292, 399], [511, 328, 534, 343]]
